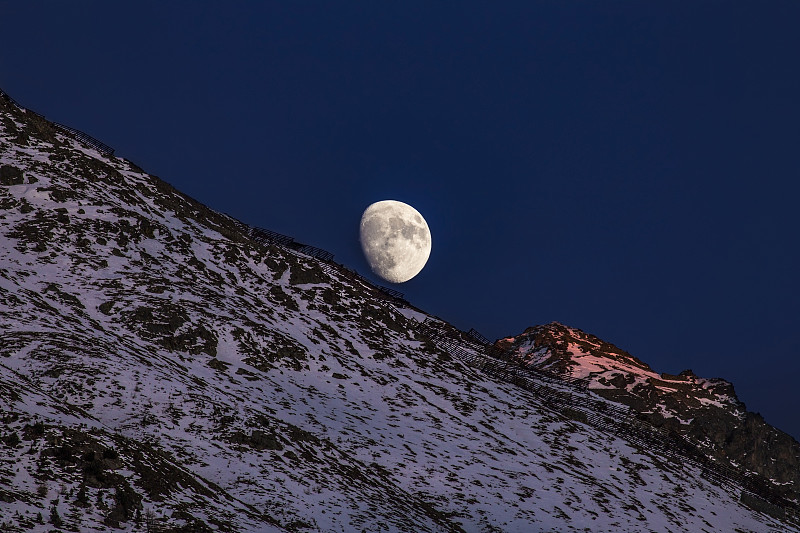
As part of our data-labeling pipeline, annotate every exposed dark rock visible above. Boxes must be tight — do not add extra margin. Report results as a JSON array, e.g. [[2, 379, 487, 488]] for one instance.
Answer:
[[289, 263, 325, 285], [229, 430, 283, 451], [0, 164, 23, 185], [104, 478, 143, 526]]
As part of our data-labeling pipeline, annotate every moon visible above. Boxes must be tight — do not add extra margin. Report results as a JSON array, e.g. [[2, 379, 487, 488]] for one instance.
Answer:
[[359, 200, 432, 284]]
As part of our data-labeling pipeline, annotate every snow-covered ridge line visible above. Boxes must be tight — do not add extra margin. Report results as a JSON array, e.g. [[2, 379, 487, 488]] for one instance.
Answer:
[[219, 205, 798, 519], [502, 322, 800, 503], [225, 215, 410, 305], [418, 321, 800, 520], [0, 85, 114, 155], [413, 319, 798, 521]]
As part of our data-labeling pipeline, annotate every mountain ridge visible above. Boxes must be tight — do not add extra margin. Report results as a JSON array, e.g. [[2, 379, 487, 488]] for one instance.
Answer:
[[1, 88, 798, 532], [499, 322, 800, 501]]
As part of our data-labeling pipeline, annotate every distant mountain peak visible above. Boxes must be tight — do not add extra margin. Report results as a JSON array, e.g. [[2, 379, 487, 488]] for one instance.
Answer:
[[500, 322, 738, 407], [500, 322, 655, 378], [499, 321, 800, 501]]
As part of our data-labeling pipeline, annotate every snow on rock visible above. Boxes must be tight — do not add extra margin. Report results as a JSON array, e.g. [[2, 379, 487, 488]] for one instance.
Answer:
[[500, 322, 800, 509], [1, 94, 798, 532]]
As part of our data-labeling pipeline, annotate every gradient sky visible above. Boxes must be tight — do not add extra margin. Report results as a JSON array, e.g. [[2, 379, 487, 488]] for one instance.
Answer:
[[2, 2, 798, 439]]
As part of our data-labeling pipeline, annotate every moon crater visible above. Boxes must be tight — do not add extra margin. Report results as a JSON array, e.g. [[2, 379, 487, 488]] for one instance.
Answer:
[[359, 200, 431, 284]]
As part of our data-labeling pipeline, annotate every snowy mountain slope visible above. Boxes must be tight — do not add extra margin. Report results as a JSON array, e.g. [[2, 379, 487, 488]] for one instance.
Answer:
[[1, 91, 798, 532], [499, 323, 800, 505]]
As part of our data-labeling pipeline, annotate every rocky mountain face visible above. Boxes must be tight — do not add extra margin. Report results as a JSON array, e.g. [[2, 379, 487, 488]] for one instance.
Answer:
[[1, 89, 799, 532], [499, 322, 800, 503]]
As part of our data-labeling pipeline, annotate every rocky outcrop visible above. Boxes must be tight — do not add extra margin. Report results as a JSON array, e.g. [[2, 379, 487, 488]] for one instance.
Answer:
[[501, 322, 800, 501]]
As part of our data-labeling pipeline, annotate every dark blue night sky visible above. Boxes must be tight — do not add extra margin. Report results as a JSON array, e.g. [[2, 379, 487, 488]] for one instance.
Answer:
[[3, 2, 798, 439]]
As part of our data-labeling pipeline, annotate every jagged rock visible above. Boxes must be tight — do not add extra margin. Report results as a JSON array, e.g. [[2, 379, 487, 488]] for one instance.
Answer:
[[0, 164, 23, 185], [501, 322, 800, 501]]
